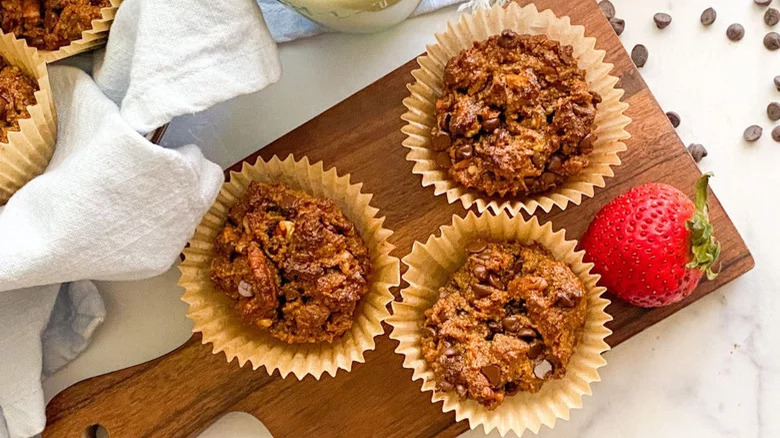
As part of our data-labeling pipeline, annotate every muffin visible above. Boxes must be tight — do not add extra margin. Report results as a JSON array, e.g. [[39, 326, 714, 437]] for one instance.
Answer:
[[0, 54, 38, 142], [179, 155, 399, 379], [209, 181, 372, 344], [0, 0, 111, 51], [420, 240, 586, 409]]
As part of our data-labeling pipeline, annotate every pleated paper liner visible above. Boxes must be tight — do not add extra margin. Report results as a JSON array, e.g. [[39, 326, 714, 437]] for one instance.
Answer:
[[387, 212, 612, 436], [179, 155, 400, 379], [0, 33, 57, 205], [41, 0, 122, 63], [401, 2, 631, 216]]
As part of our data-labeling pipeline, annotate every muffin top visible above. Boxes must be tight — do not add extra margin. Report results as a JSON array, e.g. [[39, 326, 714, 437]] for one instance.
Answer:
[[210, 181, 372, 344], [431, 30, 601, 198], [420, 240, 587, 409], [0, 55, 38, 143], [0, 0, 110, 51]]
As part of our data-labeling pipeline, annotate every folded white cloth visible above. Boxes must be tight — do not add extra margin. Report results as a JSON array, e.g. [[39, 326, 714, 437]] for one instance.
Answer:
[[257, 0, 463, 42], [0, 0, 281, 436]]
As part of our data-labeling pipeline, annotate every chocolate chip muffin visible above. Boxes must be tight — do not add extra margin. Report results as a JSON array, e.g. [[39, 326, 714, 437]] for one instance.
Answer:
[[431, 30, 601, 198], [0, 54, 38, 143], [210, 181, 372, 344], [0, 0, 110, 51], [420, 240, 587, 409]]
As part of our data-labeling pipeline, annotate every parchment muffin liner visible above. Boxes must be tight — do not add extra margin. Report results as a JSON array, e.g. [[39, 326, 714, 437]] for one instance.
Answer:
[[40, 0, 122, 63], [179, 155, 400, 380], [387, 211, 612, 436], [401, 2, 631, 216], [0, 32, 56, 205]]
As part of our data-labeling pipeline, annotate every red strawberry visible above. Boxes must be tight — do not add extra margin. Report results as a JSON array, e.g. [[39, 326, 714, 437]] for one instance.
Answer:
[[580, 173, 720, 308]]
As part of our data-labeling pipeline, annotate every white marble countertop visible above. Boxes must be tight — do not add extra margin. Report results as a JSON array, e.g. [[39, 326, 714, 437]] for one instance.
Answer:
[[43, 1, 780, 437]]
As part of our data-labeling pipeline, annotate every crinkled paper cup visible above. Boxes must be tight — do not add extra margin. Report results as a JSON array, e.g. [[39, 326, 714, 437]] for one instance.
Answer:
[[179, 155, 400, 379], [388, 212, 612, 436], [0, 33, 56, 205], [41, 0, 122, 63], [401, 2, 631, 216]]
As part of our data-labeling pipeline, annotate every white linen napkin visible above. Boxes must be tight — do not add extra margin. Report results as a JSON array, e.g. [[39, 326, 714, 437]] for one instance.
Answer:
[[0, 0, 281, 436]]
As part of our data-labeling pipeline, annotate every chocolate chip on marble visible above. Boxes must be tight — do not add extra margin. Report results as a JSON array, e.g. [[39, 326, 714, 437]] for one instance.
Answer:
[[534, 359, 553, 379], [609, 17, 625, 36], [772, 126, 780, 142], [768, 102, 780, 121], [755, 0, 772, 7], [666, 111, 681, 128], [687, 144, 708, 163], [654, 13, 672, 29], [701, 7, 717, 26], [766, 8, 780, 26], [466, 240, 488, 254], [727, 24, 745, 41], [744, 125, 763, 142], [434, 151, 452, 169], [598, 0, 615, 19], [431, 132, 451, 151], [764, 32, 780, 50], [631, 44, 649, 68], [481, 365, 502, 386]]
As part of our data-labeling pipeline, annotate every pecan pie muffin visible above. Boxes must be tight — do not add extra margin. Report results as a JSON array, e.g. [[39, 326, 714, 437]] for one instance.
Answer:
[[431, 30, 601, 198], [420, 240, 587, 409], [0, 0, 110, 51], [210, 181, 372, 344], [0, 54, 37, 143]]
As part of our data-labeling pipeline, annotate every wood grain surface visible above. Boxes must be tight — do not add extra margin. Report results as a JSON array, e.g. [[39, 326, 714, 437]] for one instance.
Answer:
[[44, 1, 754, 437]]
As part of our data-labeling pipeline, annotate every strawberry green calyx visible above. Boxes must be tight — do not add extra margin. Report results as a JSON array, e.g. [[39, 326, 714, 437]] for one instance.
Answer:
[[685, 172, 721, 280]]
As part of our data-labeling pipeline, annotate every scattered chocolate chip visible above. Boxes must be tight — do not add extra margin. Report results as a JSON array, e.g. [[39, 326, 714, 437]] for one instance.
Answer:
[[482, 117, 499, 131], [466, 240, 487, 254], [473, 264, 488, 281], [631, 44, 648, 68], [766, 8, 780, 26], [455, 384, 467, 397], [701, 7, 717, 26], [454, 144, 473, 160], [609, 17, 625, 36], [598, 0, 615, 19], [517, 327, 537, 339], [687, 144, 708, 163], [423, 326, 436, 338], [488, 273, 503, 289], [434, 152, 452, 169], [481, 365, 502, 386], [443, 346, 457, 357], [666, 111, 681, 128], [579, 133, 595, 154], [727, 24, 745, 41], [512, 259, 523, 274], [431, 132, 451, 151], [654, 13, 672, 29], [555, 290, 582, 307], [487, 320, 502, 332], [768, 102, 780, 121], [775, 75, 780, 91], [527, 342, 545, 360], [473, 283, 495, 298], [547, 155, 563, 171], [497, 30, 519, 49], [744, 125, 763, 142], [504, 381, 520, 396], [534, 359, 553, 379], [765, 32, 780, 50], [773, 126, 780, 141], [439, 380, 454, 392], [755, 0, 772, 6], [501, 315, 522, 332]]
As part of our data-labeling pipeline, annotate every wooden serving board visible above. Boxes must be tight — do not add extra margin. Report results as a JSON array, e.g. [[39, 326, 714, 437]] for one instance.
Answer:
[[44, 1, 754, 437]]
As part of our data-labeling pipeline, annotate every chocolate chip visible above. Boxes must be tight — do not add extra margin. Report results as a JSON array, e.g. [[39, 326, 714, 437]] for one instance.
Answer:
[[443, 346, 457, 357], [764, 32, 780, 50], [473, 283, 495, 298], [768, 102, 780, 121], [687, 144, 708, 163], [555, 290, 582, 307], [497, 30, 519, 49], [423, 326, 437, 338], [631, 44, 648, 68], [755, 0, 772, 6], [488, 273, 503, 289], [527, 342, 545, 360], [512, 259, 524, 274], [772, 126, 780, 142], [727, 24, 745, 41], [481, 365, 502, 386], [482, 117, 499, 131], [609, 17, 625, 36], [431, 132, 451, 151], [517, 327, 537, 339], [434, 151, 452, 169], [439, 380, 454, 392], [466, 240, 487, 254], [501, 315, 522, 332], [454, 144, 473, 160], [701, 7, 717, 26], [654, 13, 672, 29], [455, 384, 467, 397], [534, 359, 553, 379], [775, 75, 780, 91], [579, 133, 595, 154], [547, 155, 563, 171], [766, 8, 780, 26], [666, 111, 681, 128], [598, 0, 615, 19], [473, 264, 488, 281], [504, 381, 520, 396], [744, 125, 763, 142], [487, 320, 502, 332]]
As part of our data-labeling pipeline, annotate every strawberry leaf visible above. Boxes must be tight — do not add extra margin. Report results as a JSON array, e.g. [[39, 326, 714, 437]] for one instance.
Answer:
[[685, 172, 721, 280]]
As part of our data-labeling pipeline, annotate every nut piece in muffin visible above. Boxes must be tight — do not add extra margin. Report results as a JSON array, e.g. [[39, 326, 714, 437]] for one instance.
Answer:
[[420, 240, 587, 409], [0, 0, 111, 51], [431, 30, 601, 198], [210, 181, 372, 344], [0, 54, 38, 143]]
